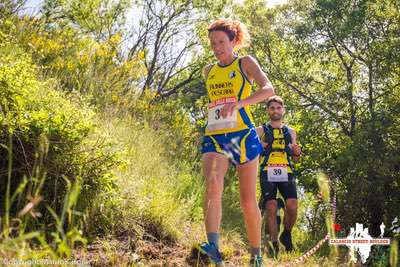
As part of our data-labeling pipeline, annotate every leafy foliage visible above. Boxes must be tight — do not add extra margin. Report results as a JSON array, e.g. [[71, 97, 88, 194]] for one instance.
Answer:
[[0, 29, 118, 239]]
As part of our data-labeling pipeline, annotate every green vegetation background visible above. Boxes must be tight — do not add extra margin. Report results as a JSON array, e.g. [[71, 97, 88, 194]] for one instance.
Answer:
[[0, 0, 399, 266]]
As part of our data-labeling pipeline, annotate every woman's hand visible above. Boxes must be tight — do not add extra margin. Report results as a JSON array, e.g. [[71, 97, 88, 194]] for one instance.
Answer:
[[220, 102, 238, 118]]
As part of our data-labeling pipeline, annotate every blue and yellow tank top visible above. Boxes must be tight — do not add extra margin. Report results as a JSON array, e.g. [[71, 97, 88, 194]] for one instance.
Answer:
[[260, 124, 295, 173], [205, 57, 255, 135]]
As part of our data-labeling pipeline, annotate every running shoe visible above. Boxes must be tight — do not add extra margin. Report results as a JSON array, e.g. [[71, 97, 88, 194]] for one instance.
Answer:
[[197, 242, 224, 265]]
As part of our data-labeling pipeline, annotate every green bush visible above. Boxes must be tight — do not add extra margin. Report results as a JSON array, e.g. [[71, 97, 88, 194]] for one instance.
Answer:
[[0, 33, 119, 238]]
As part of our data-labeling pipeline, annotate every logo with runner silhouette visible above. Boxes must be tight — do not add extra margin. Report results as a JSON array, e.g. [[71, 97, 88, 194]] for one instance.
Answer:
[[329, 223, 390, 263]]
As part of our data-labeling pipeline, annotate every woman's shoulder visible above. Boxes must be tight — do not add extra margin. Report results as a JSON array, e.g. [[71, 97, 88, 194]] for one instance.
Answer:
[[239, 55, 258, 66], [203, 64, 214, 79]]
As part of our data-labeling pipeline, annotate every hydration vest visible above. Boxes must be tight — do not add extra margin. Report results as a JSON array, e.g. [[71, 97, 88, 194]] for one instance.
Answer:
[[260, 123, 295, 174]]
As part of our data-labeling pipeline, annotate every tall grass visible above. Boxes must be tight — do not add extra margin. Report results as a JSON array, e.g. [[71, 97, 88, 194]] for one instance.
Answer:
[[3, 131, 13, 239], [390, 239, 398, 267], [93, 109, 204, 244], [0, 133, 87, 261], [317, 172, 338, 258]]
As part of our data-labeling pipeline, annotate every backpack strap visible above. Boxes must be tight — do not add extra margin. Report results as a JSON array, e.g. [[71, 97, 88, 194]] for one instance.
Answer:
[[282, 126, 296, 172], [262, 123, 274, 144], [282, 126, 294, 155]]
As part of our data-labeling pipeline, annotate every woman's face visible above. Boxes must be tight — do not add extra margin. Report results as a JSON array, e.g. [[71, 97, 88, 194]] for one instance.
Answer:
[[208, 30, 235, 62]]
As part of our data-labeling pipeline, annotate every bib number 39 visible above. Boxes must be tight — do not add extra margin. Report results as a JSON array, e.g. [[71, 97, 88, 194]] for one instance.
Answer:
[[267, 165, 288, 182]]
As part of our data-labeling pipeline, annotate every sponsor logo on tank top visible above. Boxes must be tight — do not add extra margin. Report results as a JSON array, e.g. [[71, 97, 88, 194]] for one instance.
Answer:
[[208, 82, 234, 97]]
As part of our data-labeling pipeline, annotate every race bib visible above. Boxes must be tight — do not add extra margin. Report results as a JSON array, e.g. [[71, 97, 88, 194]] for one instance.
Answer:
[[207, 97, 238, 132], [267, 164, 288, 182]]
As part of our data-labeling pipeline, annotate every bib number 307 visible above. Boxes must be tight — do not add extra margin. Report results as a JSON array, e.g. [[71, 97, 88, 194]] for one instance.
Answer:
[[207, 97, 238, 132], [267, 165, 288, 182]]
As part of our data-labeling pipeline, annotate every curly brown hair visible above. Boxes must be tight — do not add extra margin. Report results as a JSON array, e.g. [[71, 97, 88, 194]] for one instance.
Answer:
[[208, 19, 251, 50]]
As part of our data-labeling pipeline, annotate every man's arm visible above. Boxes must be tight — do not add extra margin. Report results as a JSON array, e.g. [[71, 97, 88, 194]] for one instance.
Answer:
[[256, 125, 269, 149], [289, 128, 301, 163], [256, 125, 264, 137]]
